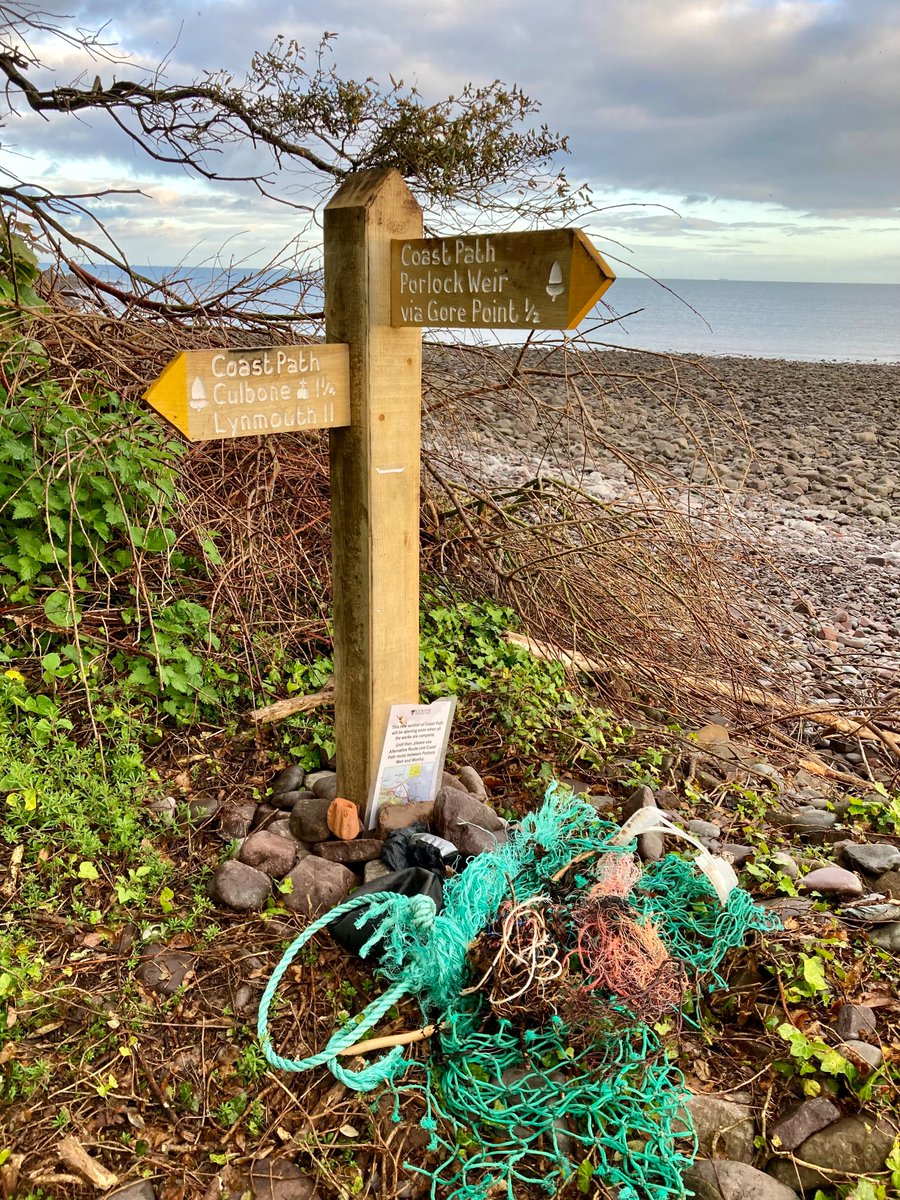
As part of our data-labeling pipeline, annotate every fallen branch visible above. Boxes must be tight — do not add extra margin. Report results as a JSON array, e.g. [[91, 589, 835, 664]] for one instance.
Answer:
[[247, 678, 335, 725], [505, 632, 900, 762], [57, 1137, 118, 1190], [338, 1023, 438, 1057]]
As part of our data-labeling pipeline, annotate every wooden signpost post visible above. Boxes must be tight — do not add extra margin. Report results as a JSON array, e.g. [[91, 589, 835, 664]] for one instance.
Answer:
[[142, 169, 615, 815]]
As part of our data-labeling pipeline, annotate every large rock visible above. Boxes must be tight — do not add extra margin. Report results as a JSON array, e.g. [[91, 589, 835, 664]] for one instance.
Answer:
[[311, 838, 384, 864], [842, 842, 900, 875], [680, 1095, 756, 1163], [271, 788, 314, 812], [770, 852, 800, 880], [107, 1184, 158, 1200], [622, 785, 664, 862], [219, 800, 259, 839], [289, 796, 332, 843], [771, 808, 836, 839], [688, 819, 723, 840], [840, 1039, 883, 1071], [762, 897, 817, 921], [239, 830, 298, 877], [376, 800, 435, 838], [875, 869, 900, 897], [280, 856, 355, 916], [684, 1159, 798, 1200], [250, 803, 279, 831], [208, 860, 272, 911], [769, 1115, 896, 1191], [770, 1097, 840, 1152], [434, 786, 507, 859], [307, 771, 339, 802], [364, 858, 391, 883], [270, 765, 306, 796], [833, 1003, 877, 1040], [869, 921, 900, 950], [266, 819, 305, 845], [798, 866, 863, 898]]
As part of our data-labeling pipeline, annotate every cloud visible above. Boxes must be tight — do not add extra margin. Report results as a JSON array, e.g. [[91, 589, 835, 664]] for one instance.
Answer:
[[13, 0, 900, 217], [4, 0, 899, 278]]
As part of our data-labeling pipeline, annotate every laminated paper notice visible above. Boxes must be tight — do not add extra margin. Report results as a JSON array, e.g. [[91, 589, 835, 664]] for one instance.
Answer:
[[367, 697, 457, 828]]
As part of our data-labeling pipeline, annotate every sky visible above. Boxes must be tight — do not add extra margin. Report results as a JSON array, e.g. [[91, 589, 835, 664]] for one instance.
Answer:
[[3, 0, 900, 282]]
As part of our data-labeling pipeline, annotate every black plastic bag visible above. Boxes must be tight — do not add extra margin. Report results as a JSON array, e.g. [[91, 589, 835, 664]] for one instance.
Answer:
[[383, 823, 460, 872], [329, 866, 444, 961]]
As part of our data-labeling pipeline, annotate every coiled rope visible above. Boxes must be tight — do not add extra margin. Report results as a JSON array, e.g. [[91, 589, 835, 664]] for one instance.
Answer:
[[257, 890, 436, 1089]]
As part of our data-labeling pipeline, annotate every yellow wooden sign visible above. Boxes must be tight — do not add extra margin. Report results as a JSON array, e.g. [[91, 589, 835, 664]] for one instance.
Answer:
[[143, 344, 351, 442], [391, 228, 615, 330]]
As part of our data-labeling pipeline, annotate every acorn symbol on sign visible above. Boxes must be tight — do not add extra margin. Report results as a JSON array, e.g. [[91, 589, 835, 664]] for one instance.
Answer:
[[546, 260, 564, 300], [189, 376, 208, 411]]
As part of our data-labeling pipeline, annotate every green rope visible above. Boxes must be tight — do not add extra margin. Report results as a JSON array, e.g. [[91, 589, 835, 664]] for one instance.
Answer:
[[257, 890, 436, 1089]]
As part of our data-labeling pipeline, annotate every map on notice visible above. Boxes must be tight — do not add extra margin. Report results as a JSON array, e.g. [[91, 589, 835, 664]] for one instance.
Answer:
[[367, 697, 457, 828]]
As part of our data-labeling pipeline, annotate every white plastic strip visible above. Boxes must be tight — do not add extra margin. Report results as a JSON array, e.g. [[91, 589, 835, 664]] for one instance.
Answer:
[[609, 809, 738, 906]]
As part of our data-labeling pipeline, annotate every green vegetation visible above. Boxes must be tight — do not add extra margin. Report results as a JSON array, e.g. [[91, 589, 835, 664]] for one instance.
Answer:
[[4, 184, 900, 1200]]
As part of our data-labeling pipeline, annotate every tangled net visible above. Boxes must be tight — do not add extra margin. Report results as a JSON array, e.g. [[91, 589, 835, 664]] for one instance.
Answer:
[[467, 897, 564, 1023], [560, 852, 686, 1024], [259, 785, 779, 1200]]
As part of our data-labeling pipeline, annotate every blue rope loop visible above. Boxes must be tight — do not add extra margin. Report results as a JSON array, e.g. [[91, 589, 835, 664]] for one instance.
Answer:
[[257, 889, 437, 1088]]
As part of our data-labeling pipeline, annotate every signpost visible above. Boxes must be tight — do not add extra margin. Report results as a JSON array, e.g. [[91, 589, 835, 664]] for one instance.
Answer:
[[142, 170, 616, 813], [143, 344, 350, 442], [391, 229, 615, 330]]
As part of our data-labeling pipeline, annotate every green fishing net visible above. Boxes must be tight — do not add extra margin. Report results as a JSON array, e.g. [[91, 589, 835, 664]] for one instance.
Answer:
[[259, 783, 779, 1199]]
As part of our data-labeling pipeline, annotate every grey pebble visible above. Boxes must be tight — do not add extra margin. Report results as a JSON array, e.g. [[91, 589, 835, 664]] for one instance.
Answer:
[[842, 842, 900, 875]]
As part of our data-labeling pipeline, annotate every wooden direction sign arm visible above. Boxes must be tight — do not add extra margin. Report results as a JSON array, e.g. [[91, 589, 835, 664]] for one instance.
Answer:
[[324, 169, 424, 813]]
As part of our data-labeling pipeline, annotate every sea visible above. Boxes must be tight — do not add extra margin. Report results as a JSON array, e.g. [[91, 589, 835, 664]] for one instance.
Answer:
[[596, 278, 900, 364], [70, 266, 900, 364]]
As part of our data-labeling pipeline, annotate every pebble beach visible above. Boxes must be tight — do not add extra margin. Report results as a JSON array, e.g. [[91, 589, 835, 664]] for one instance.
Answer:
[[424, 347, 900, 716]]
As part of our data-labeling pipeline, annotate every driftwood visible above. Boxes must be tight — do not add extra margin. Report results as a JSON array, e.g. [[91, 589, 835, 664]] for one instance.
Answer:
[[505, 632, 900, 763], [247, 678, 335, 725], [57, 1137, 118, 1189], [338, 1023, 438, 1057]]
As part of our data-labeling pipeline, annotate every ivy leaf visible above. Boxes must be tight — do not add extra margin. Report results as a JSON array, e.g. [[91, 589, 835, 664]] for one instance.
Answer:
[[801, 953, 829, 994], [576, 1160, 595, 1194]]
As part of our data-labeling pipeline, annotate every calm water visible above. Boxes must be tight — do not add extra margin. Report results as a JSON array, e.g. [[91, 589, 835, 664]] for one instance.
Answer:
[[593, 278, 900, 364], [70, 266, 900, 364]]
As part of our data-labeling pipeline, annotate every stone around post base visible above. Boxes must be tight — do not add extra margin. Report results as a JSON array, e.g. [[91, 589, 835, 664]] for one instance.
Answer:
[[208, 860, 272, 911], [311, 838, 384, 864], [238, 830, 298, 877], [376, 800, 435, 839], [434, 786, 507, 859], [289, 796, 333, 843], [457, 765, 488, 799], [280, 856, 355, 917]]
